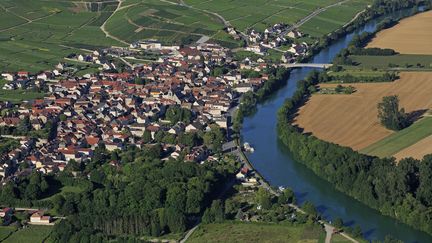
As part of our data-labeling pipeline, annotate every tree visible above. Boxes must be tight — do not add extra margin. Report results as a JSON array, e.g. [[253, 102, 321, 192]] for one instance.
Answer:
[[417, 155, 432, 206], [256, 188, 272, 210], [202, 200, 224, 223], [333, 218, 344, 229], [302, 201, 318, 220], [17, 116, 31, 134], [352, 226, 362, 238], [278, 188, 295, 205], [142, 130, 153, 143], [377, 95, 409, 131]]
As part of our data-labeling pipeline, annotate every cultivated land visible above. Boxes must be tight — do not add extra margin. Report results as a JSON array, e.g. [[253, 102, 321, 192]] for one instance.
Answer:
[[187, 222, 325, 243], [367, 10, 432, 55], [0, 0, 122, 72], [294, 72, 432, 151], [394, 134, 432, 160], [361, 117, 432, 159], [350, 54, 432, 70], [184, 0, 372, 35], [1, 225, 52, 243], [0, 0, 373, 71]]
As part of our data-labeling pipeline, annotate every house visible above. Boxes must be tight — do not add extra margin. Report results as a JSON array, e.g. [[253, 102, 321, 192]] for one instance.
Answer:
[[1, 73, 14, 81], [287, 30, 303, 39], [139, 40, 162, 50], [0, 208, 13, 218], [30, 211, 52, 225], [235, 83, 254, 93]]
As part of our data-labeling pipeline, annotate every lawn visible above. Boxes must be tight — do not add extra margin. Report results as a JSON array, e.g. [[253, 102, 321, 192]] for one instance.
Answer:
[[0, 90, 45, 103], [188, 221, 325, 243], [360, 117, 432, 158], [3, 225, 52, 243]]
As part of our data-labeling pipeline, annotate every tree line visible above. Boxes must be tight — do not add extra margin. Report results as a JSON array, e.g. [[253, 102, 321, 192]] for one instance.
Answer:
[[233, 67, 290, 133], [277, 70, 432, 236], [299, 0, 426, 63], [0, 141, 239, 242]]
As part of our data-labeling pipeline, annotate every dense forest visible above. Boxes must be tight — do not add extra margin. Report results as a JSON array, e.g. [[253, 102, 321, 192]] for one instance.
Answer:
[[277, 70, 432, 235], [0, 143, 239, 242]]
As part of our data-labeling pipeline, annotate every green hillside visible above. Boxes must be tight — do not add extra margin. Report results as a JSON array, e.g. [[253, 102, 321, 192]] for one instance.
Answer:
[[0, 0, 122, 72], [0, 0, 373, 72]]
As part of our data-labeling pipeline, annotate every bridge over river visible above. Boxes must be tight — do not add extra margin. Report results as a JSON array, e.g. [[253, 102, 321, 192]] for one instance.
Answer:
[[280, 63, 333, 69]]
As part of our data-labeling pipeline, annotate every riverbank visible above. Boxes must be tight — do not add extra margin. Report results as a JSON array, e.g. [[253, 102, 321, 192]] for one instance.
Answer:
[[238, 2, 432, 242]]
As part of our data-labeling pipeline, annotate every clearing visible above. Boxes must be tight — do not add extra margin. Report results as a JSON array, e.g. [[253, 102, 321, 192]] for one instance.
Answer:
[[187, 221, 325, 243], [367, 10, 432, 55], [294, 72, 432, 151]]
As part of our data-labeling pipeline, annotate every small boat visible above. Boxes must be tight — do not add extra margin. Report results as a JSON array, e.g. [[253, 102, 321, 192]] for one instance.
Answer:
[[243, 142, 255, 153], [278, 186, 286, 192]]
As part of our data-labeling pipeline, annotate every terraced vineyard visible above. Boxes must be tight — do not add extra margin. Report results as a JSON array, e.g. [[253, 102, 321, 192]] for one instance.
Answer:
[[0, 0, 121, 72], [0, 0, 373, 72]]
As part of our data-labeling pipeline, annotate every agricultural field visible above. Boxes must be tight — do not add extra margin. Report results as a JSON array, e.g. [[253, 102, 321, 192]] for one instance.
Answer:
[[1, 225, 52, 243], [188, 221, 325, 243], [294, 72, 432, 151], [350, 54, 432, 70], [299, 0, 371, 37], [184, 0, 372, 36], [0, 227, 16, 241], [361, 117, 432, 159], [367, 10, 432, 55], [0, 0, 122, 72], [105, 0, 239, 47]]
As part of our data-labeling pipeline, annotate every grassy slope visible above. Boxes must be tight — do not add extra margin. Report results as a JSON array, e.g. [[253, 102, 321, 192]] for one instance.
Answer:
[[0, 227, 16, 242], [360, 117, 432, 158], [0, 0, 122, 72], [188, 221, 325, 243], [2, 225, 52, 243]]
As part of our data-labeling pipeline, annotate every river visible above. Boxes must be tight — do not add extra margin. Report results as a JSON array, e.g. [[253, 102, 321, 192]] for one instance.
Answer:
[[241, 7, 432, 242]]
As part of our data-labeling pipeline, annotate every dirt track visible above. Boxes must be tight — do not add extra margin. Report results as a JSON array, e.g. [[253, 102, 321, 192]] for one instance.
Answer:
[[367, 11, 432, 55], [294, 72, 432, 150]]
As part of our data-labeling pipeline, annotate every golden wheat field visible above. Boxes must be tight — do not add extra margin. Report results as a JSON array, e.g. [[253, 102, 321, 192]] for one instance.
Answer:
[[367, 11, 432, 55], [393, 134, 432, 160], [294, 72, 432, 151]]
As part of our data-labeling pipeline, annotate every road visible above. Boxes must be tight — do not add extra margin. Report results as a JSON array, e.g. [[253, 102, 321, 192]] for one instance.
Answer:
[[325, 224, 335, 243], [282, 0, 352, 35], [100, 0, 133, 45]]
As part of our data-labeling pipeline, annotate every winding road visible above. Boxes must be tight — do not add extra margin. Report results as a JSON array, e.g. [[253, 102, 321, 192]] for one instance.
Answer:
[[100, 0, 134, 45]]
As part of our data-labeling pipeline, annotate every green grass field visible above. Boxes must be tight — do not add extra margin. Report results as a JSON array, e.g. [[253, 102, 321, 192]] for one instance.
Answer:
[[0, 80, 45, 102], [0, 0, 373, 72], [185, 0, 372, 34], [361, 117, 432, 158], [2, 225, 52, 243], [188, 221, 325, 243], [350, 55, 432, 70], [331, 234, 351, 243], [0, 227, 16, 241]]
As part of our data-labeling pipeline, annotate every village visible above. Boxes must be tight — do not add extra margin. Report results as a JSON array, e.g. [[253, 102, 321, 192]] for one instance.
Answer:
[[0, 24, 311, 228], [0, 40, 289, 186]]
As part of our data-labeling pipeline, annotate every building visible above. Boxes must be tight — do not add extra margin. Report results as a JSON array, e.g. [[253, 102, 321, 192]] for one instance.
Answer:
[[30, 211, 52, 225]]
